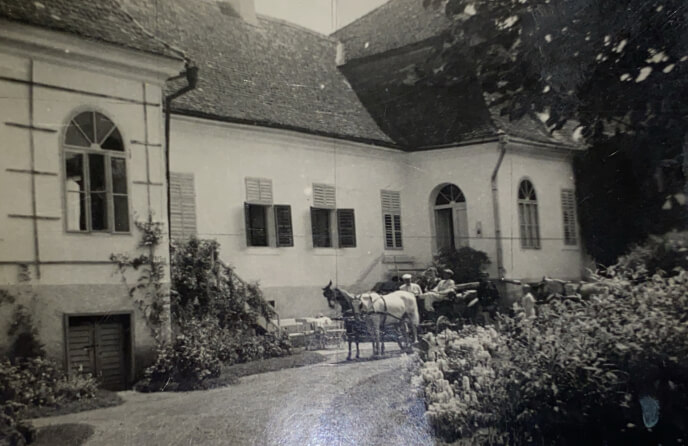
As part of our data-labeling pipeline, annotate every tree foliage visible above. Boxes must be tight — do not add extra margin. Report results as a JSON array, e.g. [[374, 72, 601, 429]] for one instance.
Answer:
[[423, 0, 688, 262], [170, 238, 275, 330]]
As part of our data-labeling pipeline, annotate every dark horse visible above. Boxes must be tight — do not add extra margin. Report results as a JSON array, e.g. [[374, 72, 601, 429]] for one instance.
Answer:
[[322, 281, 365, 360]]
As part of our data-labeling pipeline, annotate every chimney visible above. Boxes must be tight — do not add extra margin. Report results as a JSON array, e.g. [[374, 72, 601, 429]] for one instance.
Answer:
[[219, 0, 258, 26], [335, 41, 346, 66]]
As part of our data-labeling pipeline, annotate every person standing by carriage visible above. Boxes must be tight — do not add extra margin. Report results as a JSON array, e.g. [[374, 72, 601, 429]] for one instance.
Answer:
[[399, 273, 422, 296]]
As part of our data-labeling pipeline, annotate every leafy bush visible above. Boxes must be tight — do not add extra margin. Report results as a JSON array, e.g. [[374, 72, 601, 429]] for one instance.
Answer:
[[138, 320, 222, 392], [433, 247, 491, 283], [138, 318, 293, 392], [610, 230, 688, 280], [0, 357, 97, 445], [170, 238, 275, 330], [417, 235, 688, 444]]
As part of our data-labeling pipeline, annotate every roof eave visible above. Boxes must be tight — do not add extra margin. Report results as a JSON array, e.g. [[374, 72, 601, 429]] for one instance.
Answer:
[[171, 108, 402, 150]]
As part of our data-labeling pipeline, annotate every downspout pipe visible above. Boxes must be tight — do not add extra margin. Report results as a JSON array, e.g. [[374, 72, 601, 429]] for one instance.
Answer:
[[164, 65, 198, 240], [491, 133, 508, 279]]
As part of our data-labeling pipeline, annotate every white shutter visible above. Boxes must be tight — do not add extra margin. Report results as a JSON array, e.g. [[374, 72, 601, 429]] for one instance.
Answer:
[[561, 189, 577, 245], [381, 190, 401, 214], [381, 190, 402, 249], [312, 183, 336, 209], [169, 172, 197, 240], [245, 177, 273, 204]]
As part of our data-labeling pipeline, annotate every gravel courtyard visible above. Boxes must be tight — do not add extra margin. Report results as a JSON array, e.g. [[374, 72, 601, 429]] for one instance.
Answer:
[[31, 353, 434, 445]]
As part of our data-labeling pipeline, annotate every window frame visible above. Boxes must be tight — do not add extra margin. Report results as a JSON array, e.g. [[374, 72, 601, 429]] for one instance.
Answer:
[[518, 179, 541, 249], [311, 207, 333, 248], [62, 110, 130, 235], [244, 202, 270, 247]]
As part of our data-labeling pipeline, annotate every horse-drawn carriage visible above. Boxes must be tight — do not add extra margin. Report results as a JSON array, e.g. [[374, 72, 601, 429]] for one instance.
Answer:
[[321, 276, 505, 360]]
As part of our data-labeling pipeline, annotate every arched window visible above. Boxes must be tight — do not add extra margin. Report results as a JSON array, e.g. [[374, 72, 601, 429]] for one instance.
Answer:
[[433, 184, 469, 251], [518, 179, 540, 249], [63, 111, 129, 232]]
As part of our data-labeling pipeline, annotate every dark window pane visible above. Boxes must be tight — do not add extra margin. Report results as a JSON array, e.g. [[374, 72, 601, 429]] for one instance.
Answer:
[[74, 112, 95, 143], [311, 208, 331, 247], [95, 113, 115, 145], [111, 158, 127, 194], [247, 204, 268, 246], [101, 128, 124, 151], [88, 154, 106, 191], [113, 196, 130, 232], [65, 123, 91, 147], [90, 192, 108, 230]]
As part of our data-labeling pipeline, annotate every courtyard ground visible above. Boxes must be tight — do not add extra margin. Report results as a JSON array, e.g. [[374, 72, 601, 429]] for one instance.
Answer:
[[31, 346, 434, 446]]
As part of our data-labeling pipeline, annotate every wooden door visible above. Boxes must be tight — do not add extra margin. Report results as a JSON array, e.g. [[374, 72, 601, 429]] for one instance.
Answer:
[[453, 203, 469, 248], [435, 208, 454, 252], [67, 316, 127, 390]]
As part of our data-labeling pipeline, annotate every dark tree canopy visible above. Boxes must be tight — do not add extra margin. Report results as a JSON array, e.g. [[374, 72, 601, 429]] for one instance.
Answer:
[[423, 0, 688, 263]]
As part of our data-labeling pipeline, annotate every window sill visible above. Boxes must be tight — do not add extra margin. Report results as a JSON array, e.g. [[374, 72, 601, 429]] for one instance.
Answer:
[[562, 245, 580, 251], [65, 230, 132, 236], [245, 247, 282, 255]]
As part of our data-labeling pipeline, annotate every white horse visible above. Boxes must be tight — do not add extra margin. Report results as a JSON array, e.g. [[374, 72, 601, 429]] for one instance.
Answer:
[[359, 290, 420, 356]]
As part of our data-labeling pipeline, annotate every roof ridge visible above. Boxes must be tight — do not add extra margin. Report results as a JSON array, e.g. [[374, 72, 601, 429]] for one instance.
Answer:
[[258, 14, 337, 42], [330, 0, 391, 37]]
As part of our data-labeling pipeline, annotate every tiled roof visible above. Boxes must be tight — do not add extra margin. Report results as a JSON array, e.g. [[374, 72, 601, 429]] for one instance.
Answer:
[[120, 0, 394, 146], [0, 0, 183, 60], [335, 0, 579, 149], [332, 0, 451, 61]]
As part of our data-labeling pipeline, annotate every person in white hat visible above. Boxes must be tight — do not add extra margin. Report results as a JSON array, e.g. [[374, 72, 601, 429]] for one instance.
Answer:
[[399, 273, 422, 297]]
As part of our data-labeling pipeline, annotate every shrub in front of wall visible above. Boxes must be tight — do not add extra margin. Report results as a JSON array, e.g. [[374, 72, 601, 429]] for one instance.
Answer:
[[433, 247, 491, 283], [417, 238, 688, 444], [139, 320, 222, 392]]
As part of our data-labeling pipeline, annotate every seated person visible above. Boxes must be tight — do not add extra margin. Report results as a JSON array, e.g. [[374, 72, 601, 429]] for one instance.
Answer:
[[420, 268, 456, 312], [399, 273, 422, 296]]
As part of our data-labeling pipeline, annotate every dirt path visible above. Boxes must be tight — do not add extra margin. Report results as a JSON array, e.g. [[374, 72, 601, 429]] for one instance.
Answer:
[[31, 354, 434, 445]]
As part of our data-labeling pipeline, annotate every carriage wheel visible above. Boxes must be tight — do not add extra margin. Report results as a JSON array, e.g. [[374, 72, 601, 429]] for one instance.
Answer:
[[396, 318, 413, 352]]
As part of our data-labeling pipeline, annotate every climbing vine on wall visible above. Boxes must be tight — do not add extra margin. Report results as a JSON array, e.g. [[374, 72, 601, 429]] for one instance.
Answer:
[[110, 215, 168, 340]]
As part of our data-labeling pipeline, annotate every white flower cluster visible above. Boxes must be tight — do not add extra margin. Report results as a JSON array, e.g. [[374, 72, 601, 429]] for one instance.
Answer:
[[418, 327, 506, 436]]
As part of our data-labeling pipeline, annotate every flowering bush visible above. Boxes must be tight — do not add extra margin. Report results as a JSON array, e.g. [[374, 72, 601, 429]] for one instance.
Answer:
[[417, 234, 688, 444]]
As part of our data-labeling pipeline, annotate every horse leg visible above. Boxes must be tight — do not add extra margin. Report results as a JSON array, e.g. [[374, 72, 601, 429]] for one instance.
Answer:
[[347, 336, 352, 361], [354, 333, 360, 359]]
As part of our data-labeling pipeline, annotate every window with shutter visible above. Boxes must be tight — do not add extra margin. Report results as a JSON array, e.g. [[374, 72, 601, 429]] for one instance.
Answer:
[[245, 177, 273, 204], [561, 189, 577, 245], [169, 172, 197, 240], [381, 190, 402, 249], [312, 183, 336, 209], [274, 205, 293, 247], [311, 207, 332, 247], [337, 209, 356, 248], [245, 203, 268, 246]]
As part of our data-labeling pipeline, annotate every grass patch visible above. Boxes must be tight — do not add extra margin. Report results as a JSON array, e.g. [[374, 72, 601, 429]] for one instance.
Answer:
[[32, 423, 94, 446], [204, 351, 328, 388], [21, 390, 123, 419]]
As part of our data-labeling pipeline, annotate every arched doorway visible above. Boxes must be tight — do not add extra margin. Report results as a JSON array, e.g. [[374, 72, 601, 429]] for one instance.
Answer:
[[433, 184, 469, 252]]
